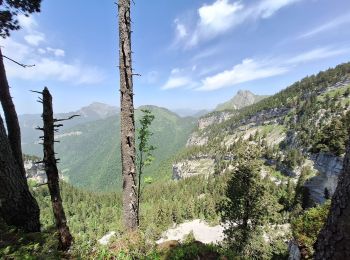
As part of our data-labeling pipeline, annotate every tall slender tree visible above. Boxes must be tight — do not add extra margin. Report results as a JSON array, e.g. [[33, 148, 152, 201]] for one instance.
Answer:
[[0, 48, 25, 177], [0, 0, 42, 232], [37, 87, 73, 251], [136, 109, 155, 226], [0, 0, 42, 177], [314, 139, 350, 259], [0, 115, 40, 232], [118, 0, 138, 230]]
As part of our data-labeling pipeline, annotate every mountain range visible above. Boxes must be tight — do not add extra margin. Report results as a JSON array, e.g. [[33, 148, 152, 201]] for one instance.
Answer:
[[20, 90, 264, 191]]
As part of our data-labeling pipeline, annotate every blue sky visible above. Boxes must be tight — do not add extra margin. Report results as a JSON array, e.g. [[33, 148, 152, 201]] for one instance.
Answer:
[[1, 0, 350, 114]]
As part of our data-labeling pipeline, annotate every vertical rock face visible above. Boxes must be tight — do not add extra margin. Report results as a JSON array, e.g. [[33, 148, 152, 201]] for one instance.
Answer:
[[197, 112, 233, 130], [305, 153, 343, 204], [314, 142, 350, 259], [288, 240, 301, 260]]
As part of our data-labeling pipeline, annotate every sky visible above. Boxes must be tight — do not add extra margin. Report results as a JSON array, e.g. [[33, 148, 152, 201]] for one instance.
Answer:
[[1, 0, 350, 114]]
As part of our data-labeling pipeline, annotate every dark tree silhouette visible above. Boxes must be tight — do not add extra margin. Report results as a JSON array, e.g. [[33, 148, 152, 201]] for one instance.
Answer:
[[118, 0, 138, 231], [35, 87, 73, 251], [0, 48, 26, 177], [0, 114, 40, 232]]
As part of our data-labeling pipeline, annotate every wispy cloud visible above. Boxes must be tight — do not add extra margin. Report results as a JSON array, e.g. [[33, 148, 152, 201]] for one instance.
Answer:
[[161, 68, 195, 90], [24, 33, 45, 46], [2, 39, 104, 84], [299, 13, 350, 39], [174, 0, 301, 48], [197, 58, 288, 91], [162, 76, 192, 90], [18, 14, 37, 31], [1, 15, 105, 85], [162, 45, 349, 92], [46, 47, 65, 57], [286, 47, 349, 64], [195, 46, 349, 91]]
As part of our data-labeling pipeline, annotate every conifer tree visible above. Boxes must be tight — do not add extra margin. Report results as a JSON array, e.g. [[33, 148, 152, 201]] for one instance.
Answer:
[[219, 144, 279, 257]]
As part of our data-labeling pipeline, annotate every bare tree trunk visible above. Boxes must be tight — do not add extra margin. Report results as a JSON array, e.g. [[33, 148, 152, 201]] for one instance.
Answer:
[[118, 0, 138, 231], [0, 47, 25, 177], [40, 87, 73, 251], [314, 140, 350, 259], [0, 114, 40, 232]]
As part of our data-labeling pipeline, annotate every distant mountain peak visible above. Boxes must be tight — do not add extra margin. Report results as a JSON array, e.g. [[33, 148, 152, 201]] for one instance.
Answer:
[[79, 102, 118, 118], [215, 90, 269, 111]]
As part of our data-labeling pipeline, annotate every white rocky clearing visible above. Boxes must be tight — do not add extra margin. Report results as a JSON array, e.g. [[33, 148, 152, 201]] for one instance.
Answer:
[[156, 219, 225, 245]]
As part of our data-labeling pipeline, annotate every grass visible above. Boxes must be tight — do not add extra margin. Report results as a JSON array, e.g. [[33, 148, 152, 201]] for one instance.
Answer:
[[0, 218, 63, 259]]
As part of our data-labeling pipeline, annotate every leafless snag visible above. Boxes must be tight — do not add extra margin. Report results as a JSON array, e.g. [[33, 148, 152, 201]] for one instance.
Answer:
[[33, 87, 73, 251]]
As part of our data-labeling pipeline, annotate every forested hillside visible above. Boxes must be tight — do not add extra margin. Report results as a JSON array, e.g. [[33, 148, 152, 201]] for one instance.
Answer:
[[173, 62, 350, 258], [22, 106, 195, 191], [3, 62, 346, 259]]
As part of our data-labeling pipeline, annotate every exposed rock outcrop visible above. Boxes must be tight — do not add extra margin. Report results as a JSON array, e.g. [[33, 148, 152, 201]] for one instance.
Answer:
[[288, 240, 301, 260], [25, 159, 64, 184], [198, 111, 233, 130], [186, 132, 208, 147], [24, 160, 47, 184], [305, 153, 343, 204], [172, 157, 215, 180]]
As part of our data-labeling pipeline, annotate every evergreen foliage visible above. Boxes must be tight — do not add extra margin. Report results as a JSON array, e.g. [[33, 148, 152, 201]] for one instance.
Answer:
[[0, 0, 41, 37], [219, 144, 282, 258]]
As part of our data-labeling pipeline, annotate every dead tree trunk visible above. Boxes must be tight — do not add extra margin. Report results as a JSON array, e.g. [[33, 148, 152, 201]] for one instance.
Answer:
[[314, 140, 350, 259], [0, 114, 40, 232], [0, 47, 26, 177], [39, 87, 73, 251], [118, 0, 138, 231]]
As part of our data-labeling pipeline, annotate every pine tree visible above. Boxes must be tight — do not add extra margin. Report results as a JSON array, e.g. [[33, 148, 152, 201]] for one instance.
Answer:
[[219, 145, 279, 257], [136, 109, 155, 226]]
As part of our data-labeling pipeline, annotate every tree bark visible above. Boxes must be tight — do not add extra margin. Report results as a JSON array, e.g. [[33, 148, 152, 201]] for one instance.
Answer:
[[0, 114, 40, 232], [118, 0, 138, 231], [41, 87, 73, 251], [314, 140, 350, 259], [0, 47, 26, 177]]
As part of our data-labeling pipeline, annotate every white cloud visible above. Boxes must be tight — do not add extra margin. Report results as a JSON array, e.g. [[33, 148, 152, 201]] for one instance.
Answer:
[[195, 45, 348, 91], [17, 14, 38, 31], [24, 33, 45, 46], [0, 14, 103, 85], [299, 13, 350, 38], [255, 0, 301, 19], [162, 76, 192, 90], [175, 0, 301, 47], [287, 47, 349, 64], [38, 48, 46, 54], [0, 38, 30, 61], [174, 19, 188, 39], [197, 59, 288, 91], [1, 38, 104, 85], [47, 47, 65, 57], [6, 57, 104, 85]]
